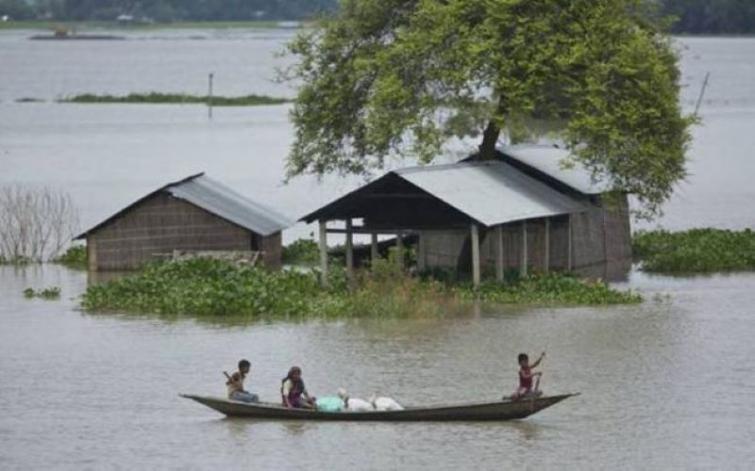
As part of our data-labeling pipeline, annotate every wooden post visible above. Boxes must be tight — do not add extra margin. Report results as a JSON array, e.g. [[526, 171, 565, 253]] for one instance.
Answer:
[[544, 218, 550, 273], [396, 232, 404, 269], [495, 225, 504, 283], [417, 232, 426, 272], [520, 220, 528, 277], [471, 224, 481, 288], [371, 233, 379, 263], [345, 219, 354, 284], [567, 214, 573, 272], [318, 220, 328, 287]]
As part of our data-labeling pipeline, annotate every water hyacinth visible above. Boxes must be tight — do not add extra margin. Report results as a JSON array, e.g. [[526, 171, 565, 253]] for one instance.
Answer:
[[632, 228, 755, 273], [81, 258, 641, 321]]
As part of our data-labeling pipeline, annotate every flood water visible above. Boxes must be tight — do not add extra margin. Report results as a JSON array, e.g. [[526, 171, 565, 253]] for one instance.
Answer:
[[1, 29, 755, 469]]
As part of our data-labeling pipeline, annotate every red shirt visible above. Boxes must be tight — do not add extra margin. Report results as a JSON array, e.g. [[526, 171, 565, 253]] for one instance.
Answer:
[[519, 366, 532, 390]]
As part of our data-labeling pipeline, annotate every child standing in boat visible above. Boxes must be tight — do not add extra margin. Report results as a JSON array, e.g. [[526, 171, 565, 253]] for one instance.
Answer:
[[510, 352, 545, 400], [225, 359, 259, 403]]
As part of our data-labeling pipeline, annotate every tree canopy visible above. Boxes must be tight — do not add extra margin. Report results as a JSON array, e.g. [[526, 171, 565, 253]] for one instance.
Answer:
[[286, 0, 695, 218]]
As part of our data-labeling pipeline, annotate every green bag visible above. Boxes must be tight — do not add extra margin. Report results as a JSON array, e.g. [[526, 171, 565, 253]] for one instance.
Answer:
[[316, 396, 344, 412]]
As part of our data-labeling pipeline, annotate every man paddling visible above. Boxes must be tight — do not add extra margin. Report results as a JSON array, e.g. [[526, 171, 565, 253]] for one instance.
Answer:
[[225, 359, 259, 403]]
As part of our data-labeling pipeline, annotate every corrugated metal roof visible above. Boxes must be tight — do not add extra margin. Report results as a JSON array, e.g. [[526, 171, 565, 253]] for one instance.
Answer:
[[500, 145, 610, 195], [394, 161, 586, 226], [76, 173, 293, 239], [167, 175, 294, 236]]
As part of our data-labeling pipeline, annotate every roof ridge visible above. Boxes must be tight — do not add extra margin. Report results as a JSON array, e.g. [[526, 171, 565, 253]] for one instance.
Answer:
[[395, 160, 503, 175]]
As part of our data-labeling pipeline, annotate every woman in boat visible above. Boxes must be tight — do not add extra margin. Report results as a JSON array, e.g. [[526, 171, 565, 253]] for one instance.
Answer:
[[281, 366, 316, 409]]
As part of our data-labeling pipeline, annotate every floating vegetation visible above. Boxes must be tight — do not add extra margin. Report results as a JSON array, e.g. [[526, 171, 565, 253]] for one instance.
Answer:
[[54, 245, 87, 269], [81, 258, 641, 321], [15, 97, 45, 103], [632, 228, 755, 273], [1, 256, 33, 265], [60, 92, 289, 106], [463, 274, 642, 305], [23, 287, 62, 300]]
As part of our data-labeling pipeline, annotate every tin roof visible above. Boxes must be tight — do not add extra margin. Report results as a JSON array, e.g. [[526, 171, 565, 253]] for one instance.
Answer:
[[301, 161, 587, 227], [394, 161, 586, 226], [76, 173, 293, 239], [499, 144, 610, 195]]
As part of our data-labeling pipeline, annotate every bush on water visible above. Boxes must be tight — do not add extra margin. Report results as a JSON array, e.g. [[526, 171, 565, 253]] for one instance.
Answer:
[[632, 228, 755, 273], [282, 239, 319, 266], [54, 245, 87, 269], [80, 258, 641, 320]]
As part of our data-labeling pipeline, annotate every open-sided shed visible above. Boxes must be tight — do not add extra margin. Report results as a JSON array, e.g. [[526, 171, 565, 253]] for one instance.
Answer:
[[76, 173, 293, 271], [302, 145, 632, 285]]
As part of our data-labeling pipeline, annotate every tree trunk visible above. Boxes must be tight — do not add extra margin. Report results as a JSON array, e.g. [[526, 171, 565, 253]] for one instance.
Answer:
[[478, 98, 506, 160], [478, 119, 500, 160]]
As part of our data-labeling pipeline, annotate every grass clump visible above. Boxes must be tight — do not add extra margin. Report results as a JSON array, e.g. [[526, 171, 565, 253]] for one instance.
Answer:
[[633, 228, 755, 273], [60, 92, 289, 106], [23, 287, 61, 300], [54, 245, 87, 269], [81, 258, 641, 321]]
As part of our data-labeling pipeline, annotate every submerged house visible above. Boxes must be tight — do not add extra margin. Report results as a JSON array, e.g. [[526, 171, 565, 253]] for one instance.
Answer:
[[301, 145, 631, 285], [76, 173, 293, 271]]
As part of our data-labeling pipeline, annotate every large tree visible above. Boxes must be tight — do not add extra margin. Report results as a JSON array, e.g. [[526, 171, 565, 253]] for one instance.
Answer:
[[286, 0, 695, 217]]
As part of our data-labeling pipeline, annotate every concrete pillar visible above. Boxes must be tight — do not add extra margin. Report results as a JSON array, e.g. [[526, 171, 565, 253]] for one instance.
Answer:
[[318, 220, 328, 287], [471, 224, 481, 288], [495, 225, 504, 283], [520, 220, 528, 277], [345, 219, 354, 283], [544, 218, 550, 273]]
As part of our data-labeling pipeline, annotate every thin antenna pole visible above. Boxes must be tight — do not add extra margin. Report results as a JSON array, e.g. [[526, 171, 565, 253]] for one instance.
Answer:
[[207, 72, 214, 119], [694, 71, 710, 117]]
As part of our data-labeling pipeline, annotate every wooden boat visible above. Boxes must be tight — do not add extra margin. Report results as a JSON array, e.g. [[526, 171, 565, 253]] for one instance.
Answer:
[[180, 393, 578, 421]]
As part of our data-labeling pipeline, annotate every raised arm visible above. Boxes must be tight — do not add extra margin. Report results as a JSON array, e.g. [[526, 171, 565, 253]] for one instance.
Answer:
[[531, 352, 546, 368]]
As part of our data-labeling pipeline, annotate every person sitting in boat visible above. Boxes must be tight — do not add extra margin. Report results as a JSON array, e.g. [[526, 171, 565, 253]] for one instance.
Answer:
[[337, 388, 373, 412], [224, 359, 259, 403], [510, 352, 545, 400], [281, 366, 316, 409]]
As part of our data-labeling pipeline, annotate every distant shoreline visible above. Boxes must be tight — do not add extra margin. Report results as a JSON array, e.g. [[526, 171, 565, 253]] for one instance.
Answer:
[[2, 20, 755, 36], [0, 20, 307, 31]]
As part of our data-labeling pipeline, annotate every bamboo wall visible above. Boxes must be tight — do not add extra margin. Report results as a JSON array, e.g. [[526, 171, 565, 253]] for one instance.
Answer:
[[86, 193, 281, 271], [418, 194, 631, 281]]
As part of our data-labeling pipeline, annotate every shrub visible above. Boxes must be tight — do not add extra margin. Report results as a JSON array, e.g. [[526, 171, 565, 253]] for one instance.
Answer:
[[54, 245, 87, 269], [282, 238, 319, 265]]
